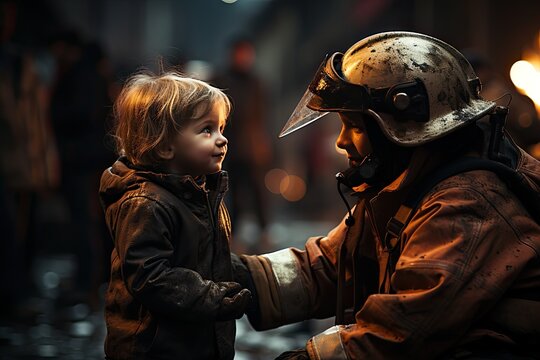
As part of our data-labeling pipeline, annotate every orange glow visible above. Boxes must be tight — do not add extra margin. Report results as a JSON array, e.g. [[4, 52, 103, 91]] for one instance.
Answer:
[[264, 168, 288, 194], [510, 60, 537, 90], [510, 32, 540, 116], [279, 174, 306, 202]]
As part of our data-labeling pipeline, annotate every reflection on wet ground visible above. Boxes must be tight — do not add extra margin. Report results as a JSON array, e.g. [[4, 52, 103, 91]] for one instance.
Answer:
[[0, 255, 107, 359], [0, 220, 336, 359]]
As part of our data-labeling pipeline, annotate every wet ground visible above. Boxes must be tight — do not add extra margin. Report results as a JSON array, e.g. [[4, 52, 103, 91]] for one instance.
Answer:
[[0, 219, 337, 359]]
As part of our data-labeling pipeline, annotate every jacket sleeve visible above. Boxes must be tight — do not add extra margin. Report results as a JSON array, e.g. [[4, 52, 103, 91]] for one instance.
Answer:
[[112, 196, 227, 322], [241, 212, 352, 330], [305, 180, 540, 360]]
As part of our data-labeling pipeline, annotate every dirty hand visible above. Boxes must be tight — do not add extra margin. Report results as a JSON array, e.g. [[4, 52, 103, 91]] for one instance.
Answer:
[[216, 281, 252, 320]]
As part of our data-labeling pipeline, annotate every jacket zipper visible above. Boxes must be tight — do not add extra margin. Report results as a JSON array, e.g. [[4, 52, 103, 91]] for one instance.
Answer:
[[203, 191, 217, 280], [204, 176, 225, 281]]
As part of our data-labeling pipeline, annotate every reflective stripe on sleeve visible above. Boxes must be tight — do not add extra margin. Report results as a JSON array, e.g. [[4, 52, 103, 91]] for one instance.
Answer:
[[262, 248, 310, 323], [308, 325, 349, 360]]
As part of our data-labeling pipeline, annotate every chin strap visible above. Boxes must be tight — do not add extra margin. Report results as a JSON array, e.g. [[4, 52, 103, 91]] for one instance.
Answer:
[[335, 154, 384, 227], [336, 173, 356, 227]]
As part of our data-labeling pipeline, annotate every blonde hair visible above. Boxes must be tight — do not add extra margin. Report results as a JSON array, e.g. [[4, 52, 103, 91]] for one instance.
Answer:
[[113, 70, 231, 167]]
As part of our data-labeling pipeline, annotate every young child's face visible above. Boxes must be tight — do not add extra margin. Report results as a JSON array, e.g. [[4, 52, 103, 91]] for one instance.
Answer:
[[166, 103, 228, 176]]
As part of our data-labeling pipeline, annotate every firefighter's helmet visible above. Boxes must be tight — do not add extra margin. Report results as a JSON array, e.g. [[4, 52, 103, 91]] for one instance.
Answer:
[[279, 31, 496, 146]]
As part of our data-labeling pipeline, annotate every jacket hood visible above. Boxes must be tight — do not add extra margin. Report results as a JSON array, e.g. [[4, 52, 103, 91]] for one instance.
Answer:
[[99, 157, 228, 209]]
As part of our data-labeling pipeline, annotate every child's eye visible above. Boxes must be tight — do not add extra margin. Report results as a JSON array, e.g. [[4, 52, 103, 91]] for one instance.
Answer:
[[201, 127, 211, 134]]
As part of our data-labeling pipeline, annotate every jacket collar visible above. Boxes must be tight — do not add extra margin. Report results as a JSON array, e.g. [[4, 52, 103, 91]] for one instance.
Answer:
[[351, 147, 448, 243], [353, 147, 444, 196], [101, 157, 228, 203], [128, 157, 226, 189]]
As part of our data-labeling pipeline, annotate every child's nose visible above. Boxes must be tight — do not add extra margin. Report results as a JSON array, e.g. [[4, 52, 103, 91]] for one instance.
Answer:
[[217, 133, 228, 146]]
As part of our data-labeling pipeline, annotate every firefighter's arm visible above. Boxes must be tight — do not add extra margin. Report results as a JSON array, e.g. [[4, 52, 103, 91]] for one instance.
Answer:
[[304, 180, 540, 359], [235, 217, 349, 331]]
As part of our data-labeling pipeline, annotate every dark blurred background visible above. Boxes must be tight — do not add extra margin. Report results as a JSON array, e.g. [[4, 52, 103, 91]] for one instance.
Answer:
[[1, 0, 539, 358]]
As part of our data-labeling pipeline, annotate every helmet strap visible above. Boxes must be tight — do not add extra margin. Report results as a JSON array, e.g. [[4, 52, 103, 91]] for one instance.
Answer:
[[487, 106, 511, 165], [364, 119, 413, 186], [336, 154, 382, 188]]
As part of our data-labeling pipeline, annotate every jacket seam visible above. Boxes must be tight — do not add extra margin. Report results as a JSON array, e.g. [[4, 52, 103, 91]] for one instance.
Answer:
[[428, 180, 540, 257], [399, 183, 492, 343], [117, 194, 176, 230], [417, 168, 535, 235]]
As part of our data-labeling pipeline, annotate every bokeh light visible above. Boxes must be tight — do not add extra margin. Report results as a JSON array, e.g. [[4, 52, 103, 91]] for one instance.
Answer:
[[510, 60, 538, 90], [509, 29, 540, 118], [264, 168, 288, 194], [279, 174, 306, 202]]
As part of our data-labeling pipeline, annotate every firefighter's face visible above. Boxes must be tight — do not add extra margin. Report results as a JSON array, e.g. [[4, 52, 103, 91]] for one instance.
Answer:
[[336, 113, 373, 168]]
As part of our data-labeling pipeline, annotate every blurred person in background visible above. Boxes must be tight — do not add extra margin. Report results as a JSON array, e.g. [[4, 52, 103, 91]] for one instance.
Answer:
[[0, 0, 60, 319], [211, 37, 273, 253], [48, 29, 116, 308], [233, 32, 540, 359]]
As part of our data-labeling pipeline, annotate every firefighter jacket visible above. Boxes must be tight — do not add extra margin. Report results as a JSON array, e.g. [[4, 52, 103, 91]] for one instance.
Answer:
[[99, 157, 236, 360], [241, 144, 540, 359]]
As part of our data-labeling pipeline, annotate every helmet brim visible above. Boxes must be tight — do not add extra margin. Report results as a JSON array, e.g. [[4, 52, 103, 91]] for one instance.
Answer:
[[372, 98, 497, 146]]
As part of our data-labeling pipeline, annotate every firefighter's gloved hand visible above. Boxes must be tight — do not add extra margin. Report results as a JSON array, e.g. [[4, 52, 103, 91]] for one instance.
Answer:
[[230, 253, 262, 325], [275, 348, 310, 360], [216, 281, 252, 320], [231, 253, 254, 292]]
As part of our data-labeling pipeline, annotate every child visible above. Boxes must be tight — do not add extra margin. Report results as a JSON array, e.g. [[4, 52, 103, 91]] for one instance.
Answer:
[[99, 70, 251, 360]]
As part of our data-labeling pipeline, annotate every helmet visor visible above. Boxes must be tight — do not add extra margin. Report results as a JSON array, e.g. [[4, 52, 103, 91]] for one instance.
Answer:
[[279, 53, 371, 137], [278, 88, 329, 137]]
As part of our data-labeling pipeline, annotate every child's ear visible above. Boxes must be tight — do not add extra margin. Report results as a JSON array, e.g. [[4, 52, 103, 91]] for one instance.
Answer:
[[157, 145, 174, 160]]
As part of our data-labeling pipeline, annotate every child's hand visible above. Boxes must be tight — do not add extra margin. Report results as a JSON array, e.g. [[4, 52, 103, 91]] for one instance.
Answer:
[[216, 281, 252, 320]]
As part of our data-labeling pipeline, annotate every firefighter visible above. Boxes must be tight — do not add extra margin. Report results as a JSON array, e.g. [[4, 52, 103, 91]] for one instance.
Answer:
[[233, 31, 540, 359]]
